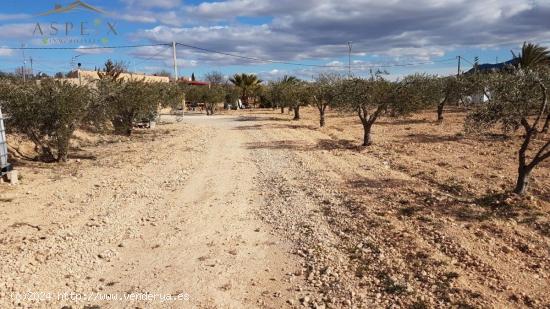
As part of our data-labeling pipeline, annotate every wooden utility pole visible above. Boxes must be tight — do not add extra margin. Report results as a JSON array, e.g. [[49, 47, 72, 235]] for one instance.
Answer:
[[347, 41, 353, 77], [172, 41, 178, 81], [457, 56, 461, 77]]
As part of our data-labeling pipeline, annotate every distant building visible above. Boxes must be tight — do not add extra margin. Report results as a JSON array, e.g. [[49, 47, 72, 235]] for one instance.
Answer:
[[60, 70, 170, 86]]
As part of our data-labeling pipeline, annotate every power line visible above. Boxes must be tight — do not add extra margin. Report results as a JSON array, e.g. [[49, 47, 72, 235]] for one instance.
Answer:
[[357, 58, 456, 69], [1, 41, 458, 71], [133, 45, 170, 67], [176, 42, 341, 68], [175, 42, 456, 70]]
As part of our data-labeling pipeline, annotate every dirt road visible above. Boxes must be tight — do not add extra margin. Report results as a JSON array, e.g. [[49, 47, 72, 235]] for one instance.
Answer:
[[0, 116, 301, 308], [1, 111, 549, 308]]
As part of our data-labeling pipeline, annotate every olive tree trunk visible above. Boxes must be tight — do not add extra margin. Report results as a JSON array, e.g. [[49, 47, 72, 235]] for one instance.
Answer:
[[514, 164, 532, 195], [56, 131, 71, 162], [513, 86, 550, 195], [357, 106, 381, 146], [112, 112, 134, 136], [437, 97, 447, 123], [362, 121, 373, 146], [293, 105, 300, 120], [542, 112, 550, 133]]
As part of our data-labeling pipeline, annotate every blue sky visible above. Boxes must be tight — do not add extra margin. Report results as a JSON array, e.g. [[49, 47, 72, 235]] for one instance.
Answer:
[[1, 0, 549, 80]]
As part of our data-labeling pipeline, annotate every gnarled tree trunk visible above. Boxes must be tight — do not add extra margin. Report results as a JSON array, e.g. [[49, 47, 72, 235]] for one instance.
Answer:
[[542, 112, 549, 133], [293, 105, 300, 120], [514, 164, 532, 195], [437, 97, 447, 123], [361, 120, 373, 146]]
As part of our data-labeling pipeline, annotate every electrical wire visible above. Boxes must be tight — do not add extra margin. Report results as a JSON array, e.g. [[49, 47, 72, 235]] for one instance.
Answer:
[[133, 46, 170, 67], [1, 41, 458, 71], [175, 42, 456, 69]]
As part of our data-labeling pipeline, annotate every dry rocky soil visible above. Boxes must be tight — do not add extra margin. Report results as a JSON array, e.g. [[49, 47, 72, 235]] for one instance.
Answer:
[[0, 107, 549, 308]]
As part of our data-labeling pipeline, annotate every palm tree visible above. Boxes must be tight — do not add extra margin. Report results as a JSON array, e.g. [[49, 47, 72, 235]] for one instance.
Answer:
[[513, 42, 550, 69], [229, 73, 263, 107], [281, 75, 299, 84]]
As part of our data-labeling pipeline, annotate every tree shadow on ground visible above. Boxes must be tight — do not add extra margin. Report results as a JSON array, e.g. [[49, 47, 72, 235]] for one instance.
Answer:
[[233, 124, 264, 131], [271, 123, 319, 130], [348, 177, 412, 189], [316, 139, 362, 151], [235, 116, 288, 122], [244, 138, 364, 152], [244, 140, 311, 151], [405, 133, 465, 144], [377, 118, 431, 125], [68, 153, 97, 160], [233, 122, 319, 131]]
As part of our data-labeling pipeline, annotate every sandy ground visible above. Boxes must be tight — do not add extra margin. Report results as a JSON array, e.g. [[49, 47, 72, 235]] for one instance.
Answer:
[[1, 108, 549, 308], [0, 117, 300, 309]]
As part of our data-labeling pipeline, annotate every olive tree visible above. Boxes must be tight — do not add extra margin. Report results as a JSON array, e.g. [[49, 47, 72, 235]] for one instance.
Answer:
[[465, 70, 550, 195], [311, 73, 341, 127], [158, 82, 185, 110], [433, 76, 464, 122], [185, 85, 225, 115], [273, 78, 311, 120], [335, 74, 434, 146], [107, 80, 162, 135], [223, 84, 240, 109], [1, 79, 92, 162], [266, 80, 287, 113]]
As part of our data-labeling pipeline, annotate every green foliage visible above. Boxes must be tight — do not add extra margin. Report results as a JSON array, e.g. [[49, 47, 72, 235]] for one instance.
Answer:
[[334, 73, 437, 145], [229, 73, 263, 107], [312, 73, 341, 110], [185, 85, 226, 115], [158, 82, 185, 110], [514, 42, 550, 69], [464, 69, 550, 194], [107, 80, 162, 135], [97, 59, 127, 81], [223, 85, 240, 107], [268, 76, 309, 108], [465, 70, 546, 133], [1, 79, 92, 162]]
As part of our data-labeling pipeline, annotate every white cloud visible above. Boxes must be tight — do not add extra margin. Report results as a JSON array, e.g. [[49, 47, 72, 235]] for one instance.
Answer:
[[121, 0, 182, 9], [0, 47, 13, 57], [133, 0, 550, 64], [75, 46, 114, 55], [119, 0, 550, 78], [0, 23, 36, 39], [0, 13, 31, 21], [116, 13, 157, 23]]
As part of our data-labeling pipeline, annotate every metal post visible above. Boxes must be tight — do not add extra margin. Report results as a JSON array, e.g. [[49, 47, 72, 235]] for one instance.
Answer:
[[172, 41, 179, 81], [0, 106, 12, 177]]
